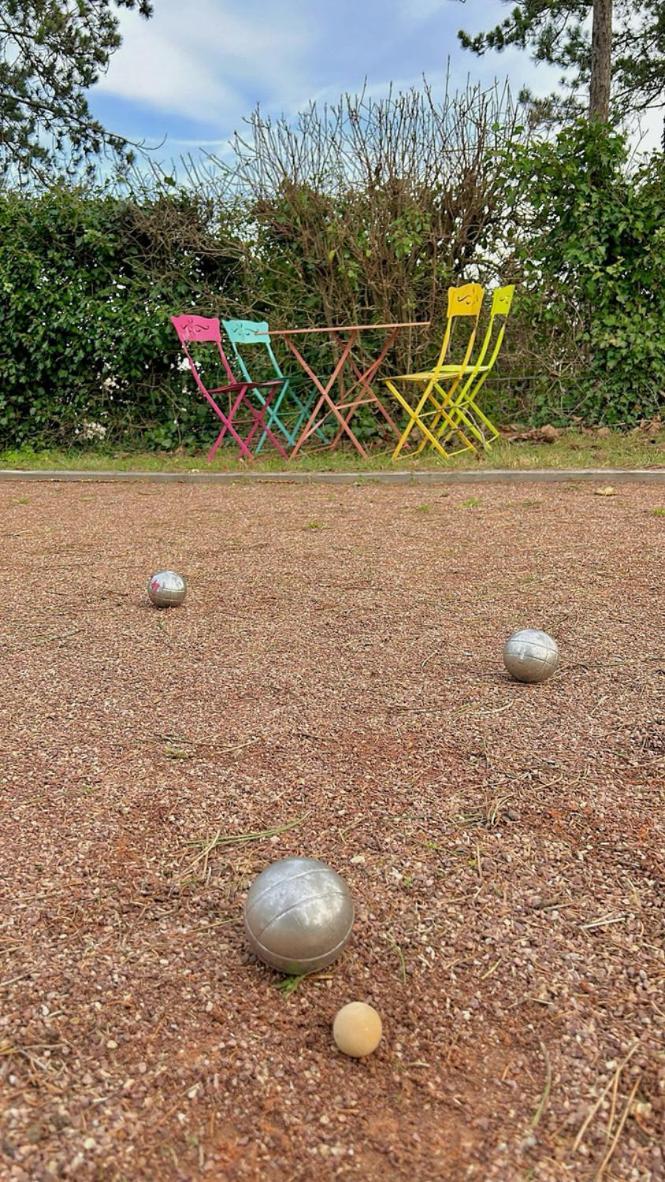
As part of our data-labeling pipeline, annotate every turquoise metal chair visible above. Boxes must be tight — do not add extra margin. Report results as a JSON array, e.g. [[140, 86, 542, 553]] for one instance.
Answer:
[[222, 319, 321, 454]]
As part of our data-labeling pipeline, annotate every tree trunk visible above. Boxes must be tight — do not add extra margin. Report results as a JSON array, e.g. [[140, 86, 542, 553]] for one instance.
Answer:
[[589, 0, 613, 121]]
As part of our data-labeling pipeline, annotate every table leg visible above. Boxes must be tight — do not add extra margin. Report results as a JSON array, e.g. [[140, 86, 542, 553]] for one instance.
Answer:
[[287, 335, 370, 459], [330, 328, 402, 447]]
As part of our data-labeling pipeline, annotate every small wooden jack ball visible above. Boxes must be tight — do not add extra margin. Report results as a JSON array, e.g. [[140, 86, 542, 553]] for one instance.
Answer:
[[333, 1002, 382, 1058]]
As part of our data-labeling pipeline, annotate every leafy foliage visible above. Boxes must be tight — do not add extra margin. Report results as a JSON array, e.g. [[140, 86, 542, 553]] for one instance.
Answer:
[[0, 186, 244, 447], [221, 80, 523, 386], [458, 0, 665, 124], [0, 0, 152, 185], [0, 93, 663, 450], [504, 120, 665, 423]]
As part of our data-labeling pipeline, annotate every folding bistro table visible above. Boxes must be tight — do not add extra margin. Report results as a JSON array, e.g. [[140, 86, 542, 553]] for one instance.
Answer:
[[260, 321, 430, 459]]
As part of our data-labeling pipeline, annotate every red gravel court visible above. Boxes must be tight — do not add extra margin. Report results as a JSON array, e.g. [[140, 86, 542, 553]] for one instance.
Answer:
[[0, 478, 663, 1181]]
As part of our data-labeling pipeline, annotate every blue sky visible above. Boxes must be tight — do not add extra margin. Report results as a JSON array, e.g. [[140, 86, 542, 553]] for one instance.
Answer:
[[88, 0, 563, 164], [88, 0, 661, 163]]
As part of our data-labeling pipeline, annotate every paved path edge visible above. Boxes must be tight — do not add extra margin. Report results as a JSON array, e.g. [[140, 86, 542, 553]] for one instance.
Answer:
[[1, 467, 664, 486]]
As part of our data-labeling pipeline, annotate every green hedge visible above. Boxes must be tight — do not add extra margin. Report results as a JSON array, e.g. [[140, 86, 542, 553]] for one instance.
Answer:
[[0, 187, 244, 449], [1, 124, 664, 452], [504, 122, 665, 426]]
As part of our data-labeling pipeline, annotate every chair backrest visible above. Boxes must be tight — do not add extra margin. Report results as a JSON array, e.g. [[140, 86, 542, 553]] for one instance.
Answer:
[[434, 282, 485, 373], [171, 314, 236, 392], [490, 285, 514, 319], [171, 314, 222, 344], [223, 318, 271, 346], [472, 284, 515, 373], [448, 283, 485, 319], [222, 317, 285, 385], [455, 283, 516, 405]]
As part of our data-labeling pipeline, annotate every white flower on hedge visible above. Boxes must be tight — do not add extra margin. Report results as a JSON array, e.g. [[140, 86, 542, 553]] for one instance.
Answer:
[[177, 357, 190, 372], [81, 421, 107, 441], [102, 376, 119, 390]]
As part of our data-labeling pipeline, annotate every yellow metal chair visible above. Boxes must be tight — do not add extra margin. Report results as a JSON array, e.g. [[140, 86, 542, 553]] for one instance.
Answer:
[[428, 284, 515, 453], [383, 283, 485, 460]]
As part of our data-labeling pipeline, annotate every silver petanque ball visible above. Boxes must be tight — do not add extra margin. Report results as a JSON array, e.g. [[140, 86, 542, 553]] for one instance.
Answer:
[[244, 856, 354, 976], [147, 570, 187, 608], [503, 628, 559, 684]]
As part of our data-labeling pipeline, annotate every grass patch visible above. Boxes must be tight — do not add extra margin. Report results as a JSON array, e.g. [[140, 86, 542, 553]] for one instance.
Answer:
[[275, 975, 305, 997], [1, 429, 664, 475]]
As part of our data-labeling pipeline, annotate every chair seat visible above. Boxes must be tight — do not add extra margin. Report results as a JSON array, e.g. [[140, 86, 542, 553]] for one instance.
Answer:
[[208, 378, 282, 394], [385, 365, 490, 383]]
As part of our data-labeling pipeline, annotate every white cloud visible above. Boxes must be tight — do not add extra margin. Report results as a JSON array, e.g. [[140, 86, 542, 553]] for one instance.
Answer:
[[97, 0, 315, 127], [97, 24, 236, 119]]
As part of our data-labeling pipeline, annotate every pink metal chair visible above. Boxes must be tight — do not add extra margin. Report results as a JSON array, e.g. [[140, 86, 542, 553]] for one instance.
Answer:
[[171, 315, 288, 462]]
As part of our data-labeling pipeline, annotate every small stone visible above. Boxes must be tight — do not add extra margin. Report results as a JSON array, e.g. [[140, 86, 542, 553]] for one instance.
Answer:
[[106, 1040, 118, 1050]]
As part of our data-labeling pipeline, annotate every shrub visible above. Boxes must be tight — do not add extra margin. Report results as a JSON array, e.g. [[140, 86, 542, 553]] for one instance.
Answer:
[[0, 186, 243, 448], [503, 121, 665, 425]]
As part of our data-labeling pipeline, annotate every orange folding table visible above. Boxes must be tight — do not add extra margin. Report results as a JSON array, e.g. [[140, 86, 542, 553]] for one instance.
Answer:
[[262, 321, 430, 459]]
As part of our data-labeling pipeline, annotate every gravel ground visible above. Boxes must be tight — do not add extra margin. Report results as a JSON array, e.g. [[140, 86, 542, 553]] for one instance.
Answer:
[[0, 478, 663, 1182]]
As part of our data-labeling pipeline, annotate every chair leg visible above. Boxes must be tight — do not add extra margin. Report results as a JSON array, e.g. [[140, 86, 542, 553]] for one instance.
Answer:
[[254, 382, 293, 454], [430, 383, 485, 452], [244, 396, 289, 459], [436, 391, 498, 452], [385, 381, 429, 459], [446, 366, 501, 449], [387, 380, 476, 460], [411, 397, 451, 456], [206, 387, 256, 461], [461, 398, 500, 444], [207, 428, 228, 463], [384, 381, 454, 460]]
